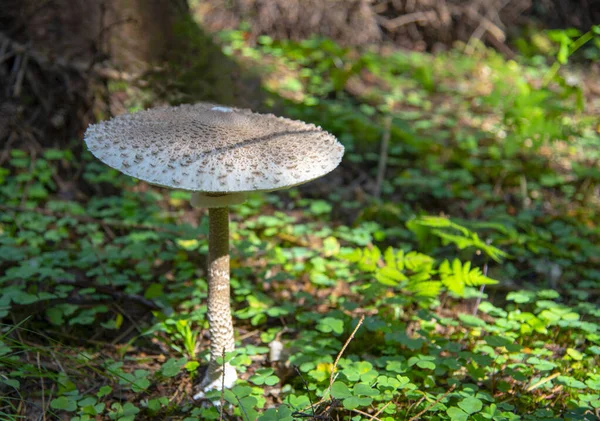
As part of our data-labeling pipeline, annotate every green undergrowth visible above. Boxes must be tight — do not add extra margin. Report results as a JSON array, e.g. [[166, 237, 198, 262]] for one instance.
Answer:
[[1, 23, 600, 421], [216, 27, 600, 296]]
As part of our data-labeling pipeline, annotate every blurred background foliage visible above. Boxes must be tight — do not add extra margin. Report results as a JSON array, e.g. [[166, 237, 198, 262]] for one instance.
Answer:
[[0, 0, 599, 420]]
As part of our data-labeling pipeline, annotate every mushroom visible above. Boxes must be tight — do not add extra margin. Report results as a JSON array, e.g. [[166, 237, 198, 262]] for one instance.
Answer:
[[83, 102, 344, 397]]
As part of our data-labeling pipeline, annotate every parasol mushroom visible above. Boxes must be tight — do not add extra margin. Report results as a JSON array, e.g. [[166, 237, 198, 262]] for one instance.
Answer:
[[83, 102, 344, 397]]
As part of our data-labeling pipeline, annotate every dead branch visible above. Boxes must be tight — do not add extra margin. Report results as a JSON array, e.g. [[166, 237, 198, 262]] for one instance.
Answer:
[[374, 115, 392, 199], [408, 384, 456, 421], [0, 31, 91, 73], [376, 11, 437, 30]]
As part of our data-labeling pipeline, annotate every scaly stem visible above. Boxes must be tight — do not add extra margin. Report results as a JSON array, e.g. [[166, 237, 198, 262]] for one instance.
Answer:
[[197, 207, 237, 395]]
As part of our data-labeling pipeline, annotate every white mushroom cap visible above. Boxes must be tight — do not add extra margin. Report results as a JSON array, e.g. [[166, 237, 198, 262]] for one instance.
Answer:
[[84, 102, 344, 194]]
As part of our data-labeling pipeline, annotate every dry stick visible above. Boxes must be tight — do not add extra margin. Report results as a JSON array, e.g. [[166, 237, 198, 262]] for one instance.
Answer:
[[9, 51, 22, 85], [458, 5, 506, 44], [376, 11, 436, 30], [45, 384, 55, 421], [407, 384, 456, 421], [0, 31, 89, 73], [374, 116, 392, 200], [48, 350, 66, 377], [169, 380, 187, 404], [352, 408, 383, 421], [293, 365, 317, 420], [465, 22, 489, 55], [109, 323, 137, 346], [287, 316, 366, 415], [237, 329, 260, 341], [526, 372, 561, 392], [368, 401, 393, 421], [36, 352, 46, 421], [405, 392, 426, 419], [297, 315, 367, 416], [329, 314, 365, 387], [464, 3, 505, 56], [10, 314, 29, 363], [461, 2, 515, 57], [13, 52, 28, 97], [112, 302, 144, 337]]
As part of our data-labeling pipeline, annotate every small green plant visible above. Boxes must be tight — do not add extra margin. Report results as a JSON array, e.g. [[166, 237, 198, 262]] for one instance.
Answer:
[[542, 25, 600, 86], [148, 314, 199, 360]]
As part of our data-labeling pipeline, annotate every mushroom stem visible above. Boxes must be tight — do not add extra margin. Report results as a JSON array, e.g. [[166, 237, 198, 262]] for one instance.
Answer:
[[191, 192, 247, 208], [197, 206, 237, 395]]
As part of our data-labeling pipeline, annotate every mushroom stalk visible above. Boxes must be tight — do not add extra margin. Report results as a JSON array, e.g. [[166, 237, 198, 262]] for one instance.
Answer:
[[199, 207, 237, 393]]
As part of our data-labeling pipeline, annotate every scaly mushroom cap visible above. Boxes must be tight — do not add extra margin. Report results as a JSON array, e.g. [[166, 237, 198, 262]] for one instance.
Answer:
[[84, 103, 344, 193]]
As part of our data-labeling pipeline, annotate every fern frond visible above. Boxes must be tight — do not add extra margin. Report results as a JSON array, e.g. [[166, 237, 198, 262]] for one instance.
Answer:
[[407, 280, 443, 297], [439, 259, 498, 296]]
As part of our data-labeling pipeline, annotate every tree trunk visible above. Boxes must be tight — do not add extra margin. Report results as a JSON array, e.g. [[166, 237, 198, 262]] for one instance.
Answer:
[[3, 0, 189, 71], [102, 0, 190, 71]]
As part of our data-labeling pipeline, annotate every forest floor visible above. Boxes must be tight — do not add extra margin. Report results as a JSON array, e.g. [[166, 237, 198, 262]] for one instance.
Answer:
[[1, 17, 600, 421]]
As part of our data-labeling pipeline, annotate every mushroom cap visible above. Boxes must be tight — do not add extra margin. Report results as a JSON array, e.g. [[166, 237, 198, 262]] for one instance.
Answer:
[[84, 102, 344, 193]]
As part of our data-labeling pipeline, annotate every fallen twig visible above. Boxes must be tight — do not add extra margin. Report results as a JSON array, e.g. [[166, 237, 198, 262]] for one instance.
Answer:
[[369, 401, 393, 420], [13, 52, 28, 97], [352, 407, 383, 421], [374, 115, 392, 199], [526, 372, 561, 392], [36, 352, 47, 421], [329, 314, 365, 387], [295, 314, 367, 416], [0, 31, 90, 73], [376, 11, 437, 30], [408, 384, 456, 421]]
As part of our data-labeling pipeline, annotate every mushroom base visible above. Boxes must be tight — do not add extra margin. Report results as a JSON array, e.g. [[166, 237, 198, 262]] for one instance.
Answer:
[[192, 363, 238, 400]]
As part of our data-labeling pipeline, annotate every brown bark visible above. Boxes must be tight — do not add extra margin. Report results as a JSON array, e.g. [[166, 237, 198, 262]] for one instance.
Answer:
[[102, 0, 190, 70], [3, 0, 189, 71]]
